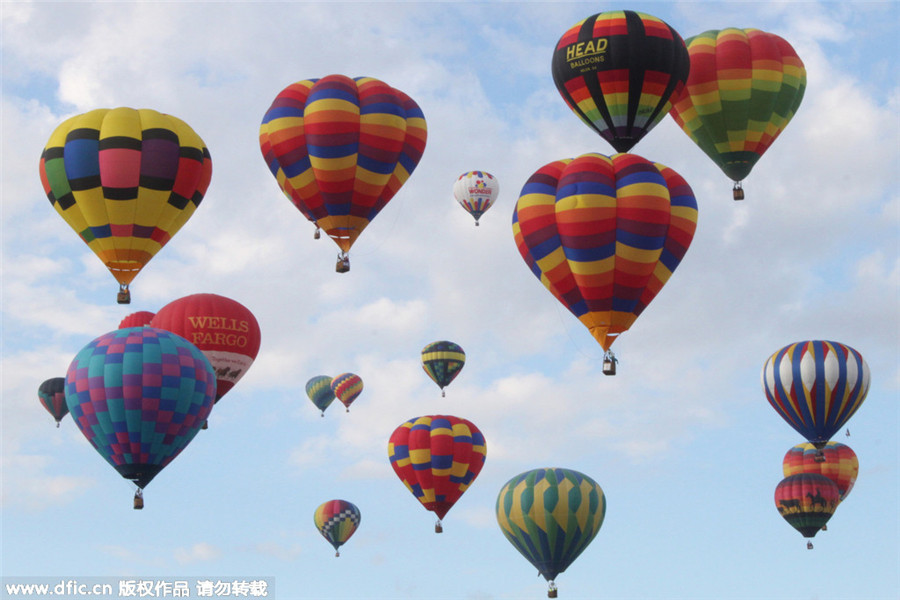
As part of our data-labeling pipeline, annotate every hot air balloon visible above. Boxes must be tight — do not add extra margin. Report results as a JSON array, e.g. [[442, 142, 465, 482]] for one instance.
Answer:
[[762, 341, 870, 452], [314, 499, 361, 557], [39, 107, 212, 303], [551, 10, 690, 153], [496, 468, 606, 598], [388, 415, 486, 532], [774, 473, 840, 548], [783, 442, 858, 502], [306, 375, 335, 416], [453, 171, 499, 226], [259, 74, 427, 272], [38, 377, 68, 427], [65, 327, 215, 508], [331, 373, 363, 412], [512, 152, 698, 374], [421, 341, 466, 397], [668, 28, 806, 200], [118, 311, 155, 329], [150, 294, 261, 404]]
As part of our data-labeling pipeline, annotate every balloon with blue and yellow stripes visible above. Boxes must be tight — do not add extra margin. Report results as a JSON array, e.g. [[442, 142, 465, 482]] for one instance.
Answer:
[[421, 341, 466, 397], [496, 468, 606, 598], [512, 152, 698, 361]]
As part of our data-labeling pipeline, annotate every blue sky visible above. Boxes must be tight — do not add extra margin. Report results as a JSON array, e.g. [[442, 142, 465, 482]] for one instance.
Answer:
[[2, 2, 898, 599]]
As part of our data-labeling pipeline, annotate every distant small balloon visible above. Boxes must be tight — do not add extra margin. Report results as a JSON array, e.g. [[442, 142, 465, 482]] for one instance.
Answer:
[[453, 171, 499, 226]]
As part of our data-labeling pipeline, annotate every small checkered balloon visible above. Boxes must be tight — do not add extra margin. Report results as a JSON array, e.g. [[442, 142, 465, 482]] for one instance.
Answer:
[[65, 327, 216, 495], [314, 499, 361, 556]]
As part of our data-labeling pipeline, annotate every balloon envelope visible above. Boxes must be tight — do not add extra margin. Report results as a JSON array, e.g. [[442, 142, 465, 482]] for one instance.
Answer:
[[762, 340, 870, 448], [331, 373, 363, 411], [314, 499, 361, 556], [669, 28, 806, 188], [512, 152, 698, 352], [774, 473, 840, 539], [259, 75, 427, 264], [151, 294, 261, 402], [39, 108, 212, 301], [453, 171, 499, 225], [552, 10, 690, 152], [783, 441, 858, 501], [38, 377, 68, 425], [118, 311, 155, 329], [421, 341, 466, 394], [496, 468, 606, 591], [388, 415, 486, 524], [65, 327, 215, 490], [306, 375, 335, 415]]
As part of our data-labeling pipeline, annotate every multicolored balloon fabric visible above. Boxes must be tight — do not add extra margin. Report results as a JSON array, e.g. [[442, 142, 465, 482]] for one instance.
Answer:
[[551, 10, 690, 153], [496, 468, 606, 597], [512, 152, 698, 356], [762, 340, 870, 448], [151, 294, 261, 403], [331, 372, 363, 412], [783, 441, 859, 501], [306, 375, 335, 416], [259, 74, 427, 271], [774, 473, 840, 543], [387, 415, 486, 532], [421, 341, 466, 397], [669, 28, 806, 198], [39, 107, 212, 303], [118, 311, 156, 329], [65, 327, 215, 500], [38, 377, 68, 427], [453, 171, 499, 225], [313, 499, 361, 557]]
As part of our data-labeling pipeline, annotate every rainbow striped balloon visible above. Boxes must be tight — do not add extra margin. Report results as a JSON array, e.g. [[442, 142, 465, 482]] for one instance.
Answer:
[[512, 152, 698, 353], [783, 442, 858, 502], [552, 10, 690, 153], [669, 29, 806, 193], [259, 75, 427, 266]]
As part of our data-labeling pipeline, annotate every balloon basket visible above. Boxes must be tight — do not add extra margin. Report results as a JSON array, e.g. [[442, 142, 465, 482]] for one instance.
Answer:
[[732, 182, 744, 201], [807, 541, 813, 550], [314, 228, 321, 240], [133, 490, 144, 510], [548, 581, 558, 598], [434, 520, 443, 534], [475, 221, 480, 227], [336, 254, 350, 273], [117, 286, 131, 304], [602, 351, 617, 376], [335, 551, 340, 557], [202, 420, 209, 430]]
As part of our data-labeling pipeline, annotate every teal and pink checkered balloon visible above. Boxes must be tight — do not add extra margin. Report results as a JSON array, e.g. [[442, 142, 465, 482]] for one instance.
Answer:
[[65, 327, 216, 504]]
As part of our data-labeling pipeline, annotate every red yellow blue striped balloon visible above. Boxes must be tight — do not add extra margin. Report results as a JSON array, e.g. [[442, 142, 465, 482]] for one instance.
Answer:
[[512, 152, 698, 354], [39, 108, 212, 303], [774, 473, 840, 544], [331, 372, 363, 412], [552, 10, 690, 153], [259, 75, 427, 270], [762, 341, 870, 448], [496, 468, 606, 597], [783, 442, 858, 502], [387, 415, 486, 532], [38, 377, 68, 427], [313, 499, 361, 557], [453, 171, 499, 225], [65, 327, 215, 504], [668, 29, 806, 198]]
